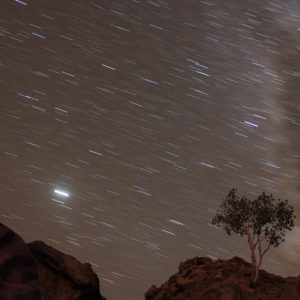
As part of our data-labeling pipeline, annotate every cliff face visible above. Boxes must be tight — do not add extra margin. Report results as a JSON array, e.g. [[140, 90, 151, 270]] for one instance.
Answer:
[[145, 256, 300, 300], [0, 223, 105, 300]]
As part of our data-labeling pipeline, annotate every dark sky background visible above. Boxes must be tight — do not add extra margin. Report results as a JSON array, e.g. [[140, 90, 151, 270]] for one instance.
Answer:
[[0, 0, 300, 299]]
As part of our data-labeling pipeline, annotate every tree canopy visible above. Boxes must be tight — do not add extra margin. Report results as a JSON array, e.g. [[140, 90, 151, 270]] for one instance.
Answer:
[[212, 188, 295, 285]]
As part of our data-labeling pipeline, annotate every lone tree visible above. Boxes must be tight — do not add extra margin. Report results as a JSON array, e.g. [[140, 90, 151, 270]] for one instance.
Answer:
[[212, 188, 295, 286]]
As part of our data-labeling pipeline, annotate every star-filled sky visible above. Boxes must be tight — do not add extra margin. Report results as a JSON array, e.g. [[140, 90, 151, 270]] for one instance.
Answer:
[[1, 0, 300, 299]]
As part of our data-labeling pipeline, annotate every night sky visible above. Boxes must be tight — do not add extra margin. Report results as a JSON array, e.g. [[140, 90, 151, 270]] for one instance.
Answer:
[[1, 0, 300, 299]]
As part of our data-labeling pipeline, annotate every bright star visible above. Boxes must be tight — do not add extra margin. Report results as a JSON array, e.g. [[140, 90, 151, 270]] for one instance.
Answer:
[[54, 189, 70, 197]]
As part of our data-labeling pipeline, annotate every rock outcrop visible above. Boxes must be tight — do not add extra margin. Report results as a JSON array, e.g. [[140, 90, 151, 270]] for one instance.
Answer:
[[145, 256, 300, 300], [28, 241, 106, 300], [0, 223, 40, 300], [0, 223, 105, 300]]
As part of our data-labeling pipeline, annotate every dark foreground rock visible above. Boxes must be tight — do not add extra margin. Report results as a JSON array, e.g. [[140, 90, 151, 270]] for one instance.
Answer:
[[145, 256, 300, 300], [28, 241, 106, 300], [0, 223, 40, 300], [0, 223, 105, 300]]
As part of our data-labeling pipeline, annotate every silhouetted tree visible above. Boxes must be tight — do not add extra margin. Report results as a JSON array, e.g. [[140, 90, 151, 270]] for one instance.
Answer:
[[212, 188, 295, 286]]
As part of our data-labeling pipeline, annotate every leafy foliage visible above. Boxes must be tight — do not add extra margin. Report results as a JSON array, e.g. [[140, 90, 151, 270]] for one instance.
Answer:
[[212, 188, 295, 247]]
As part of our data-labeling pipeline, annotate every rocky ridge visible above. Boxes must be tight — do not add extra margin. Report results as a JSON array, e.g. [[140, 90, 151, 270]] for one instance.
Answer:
[[145, 256, 300, 300]]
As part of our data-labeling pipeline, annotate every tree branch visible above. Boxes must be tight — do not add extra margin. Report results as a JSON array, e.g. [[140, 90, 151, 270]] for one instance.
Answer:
[[254, 234, 260, 247], [258, 238, 262, 258], [262, 242, 272, 258], [246, 228, 254, 249]]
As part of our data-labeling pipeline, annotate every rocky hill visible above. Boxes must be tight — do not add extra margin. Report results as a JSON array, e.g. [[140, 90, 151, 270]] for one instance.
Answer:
[[145, 256, 300, 300], [0, 223, 106, 300]]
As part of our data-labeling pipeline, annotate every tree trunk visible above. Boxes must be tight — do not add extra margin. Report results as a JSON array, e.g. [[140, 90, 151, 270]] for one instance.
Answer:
[[253, 255, 264, 286], [252, 265, 260, 286], [250, 249, 256, 266], [250, 249, 257, 286], [247, 231, 259, 287]]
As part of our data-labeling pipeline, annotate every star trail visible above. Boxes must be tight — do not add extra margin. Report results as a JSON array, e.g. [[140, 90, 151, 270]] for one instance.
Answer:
[[0, 1, 299, 299]]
